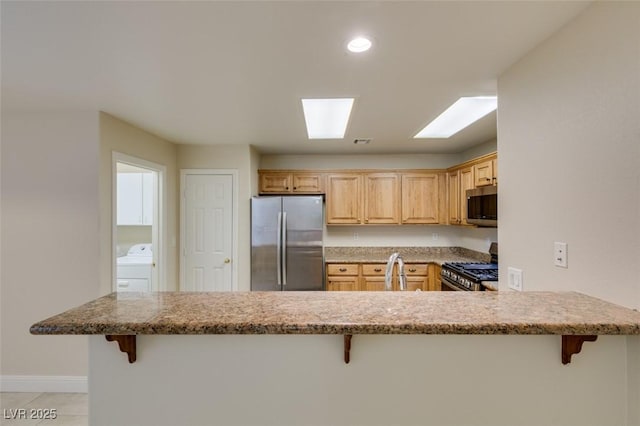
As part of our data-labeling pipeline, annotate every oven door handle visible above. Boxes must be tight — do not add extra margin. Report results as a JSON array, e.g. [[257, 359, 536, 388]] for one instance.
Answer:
[[441, 277, 464, 291]]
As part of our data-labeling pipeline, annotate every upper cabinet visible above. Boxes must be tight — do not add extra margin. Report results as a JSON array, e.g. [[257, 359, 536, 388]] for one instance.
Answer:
[[259, 171, 324, 194], [117, 173, 153, 225], [363, 173, 400, 224], [473, 156, 497, 187], [257, 151, 496, 227], [326, 174, 362, 224], [401, 172, 441, 224]]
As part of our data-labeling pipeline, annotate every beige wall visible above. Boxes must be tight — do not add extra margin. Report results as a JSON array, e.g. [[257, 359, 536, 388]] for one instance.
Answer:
[[497, 2, 640, 422], [177, 144, 255, 291], [99, 113, 179, 292], [1, 112, 100, 376], [259, 153, 461, 170]]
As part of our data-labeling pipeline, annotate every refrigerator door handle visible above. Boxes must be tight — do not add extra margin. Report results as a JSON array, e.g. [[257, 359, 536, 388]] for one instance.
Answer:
[[282, 212, 287, 286], [276, 211, 282, 286]]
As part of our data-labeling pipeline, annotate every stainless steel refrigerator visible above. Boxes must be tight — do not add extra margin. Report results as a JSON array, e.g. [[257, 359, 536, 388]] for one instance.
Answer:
[[251, 196, 324, 291]]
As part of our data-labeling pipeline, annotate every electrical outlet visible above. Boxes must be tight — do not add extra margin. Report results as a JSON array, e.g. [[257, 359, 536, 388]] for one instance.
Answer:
[[508, 267, 523, 291], [432, 233, 439, 241], [554, 242, 568, 268], [353, 232, 358, 241]]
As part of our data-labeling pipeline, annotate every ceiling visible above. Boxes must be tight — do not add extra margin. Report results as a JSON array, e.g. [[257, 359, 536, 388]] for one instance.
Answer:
[[1, 1, 589, 154]]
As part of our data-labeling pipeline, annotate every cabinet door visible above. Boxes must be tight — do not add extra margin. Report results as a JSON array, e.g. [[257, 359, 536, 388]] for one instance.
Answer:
[[361, 264, 387, 291], [459, 167, 474, 225], [326, 276, 359, 291], [260, 172, 292, 193], [473, 160, 494, 187], [292, 173, 324, 193], [405, 276, 427, 291], [401, 173, 439, 224], [429, 264, 442, 291], [447, 170, 460, 224], [117, 173, 144, 225], [326, 174, 362, 224], [364, 173, 399, 224], [361, 276, 387, 291], [405, 264, 428, 291]]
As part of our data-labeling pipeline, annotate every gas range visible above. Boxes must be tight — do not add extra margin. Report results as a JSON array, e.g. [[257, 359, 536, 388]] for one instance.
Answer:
[[440, 243, 498, 291]]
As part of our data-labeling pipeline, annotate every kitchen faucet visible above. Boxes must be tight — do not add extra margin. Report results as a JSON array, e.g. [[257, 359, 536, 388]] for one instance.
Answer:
[[385, 252, 407, 291]]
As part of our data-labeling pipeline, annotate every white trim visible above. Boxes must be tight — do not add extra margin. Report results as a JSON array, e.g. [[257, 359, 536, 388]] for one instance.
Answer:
[[180, 169, 239, 291], [1, 376, 88, 393], [112, 152, 167, 291]]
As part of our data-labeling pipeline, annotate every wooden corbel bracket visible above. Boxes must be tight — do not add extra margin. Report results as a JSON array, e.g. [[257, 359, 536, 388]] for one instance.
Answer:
[[562, 335, 597, 364], [344, 335, 352, 364], [105, 335, 137, 363]]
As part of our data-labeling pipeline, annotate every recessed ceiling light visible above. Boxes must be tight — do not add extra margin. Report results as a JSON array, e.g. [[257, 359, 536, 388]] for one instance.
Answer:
[[414, 96, 498, 138], [301, 98, 354, 139], [347, 37, 372, 53]]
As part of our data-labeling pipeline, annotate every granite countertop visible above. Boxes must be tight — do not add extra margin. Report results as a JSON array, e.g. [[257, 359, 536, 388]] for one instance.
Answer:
[[30, 291, 640, 336], [324, 246, 490, 265]]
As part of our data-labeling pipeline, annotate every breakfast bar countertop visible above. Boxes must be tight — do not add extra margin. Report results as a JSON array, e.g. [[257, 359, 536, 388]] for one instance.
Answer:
[[30, 291, 640, 336]]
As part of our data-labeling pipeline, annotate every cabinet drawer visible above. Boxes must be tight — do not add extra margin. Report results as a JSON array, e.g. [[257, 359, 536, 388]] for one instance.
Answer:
[[361, 264, 386, 275], [404, 264, 428, 276], [326, 264, 359, 275]]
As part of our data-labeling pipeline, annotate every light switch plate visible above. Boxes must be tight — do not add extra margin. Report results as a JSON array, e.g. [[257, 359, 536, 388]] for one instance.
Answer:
[[554, 242, 568, 268], [508, 267, 523, 291]]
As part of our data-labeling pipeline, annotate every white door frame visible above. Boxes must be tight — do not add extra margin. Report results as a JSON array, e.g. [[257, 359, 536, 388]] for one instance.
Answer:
[[180, 169, 239, 291], [112, 152, 167, 291]]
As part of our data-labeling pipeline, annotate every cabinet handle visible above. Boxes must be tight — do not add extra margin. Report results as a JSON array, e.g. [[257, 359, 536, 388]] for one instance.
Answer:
[[293, 187, 297, 190], [339, 268, 347, 272], [409, 268, 417, 273], [484, 177, 491, 181], [286, 187, 289, 190], [374, 268, 382, 272]]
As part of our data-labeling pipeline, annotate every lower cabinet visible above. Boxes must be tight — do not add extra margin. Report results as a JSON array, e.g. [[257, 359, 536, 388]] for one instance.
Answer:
[[326, 264, 360, 291], [326, 262, 440, 291]]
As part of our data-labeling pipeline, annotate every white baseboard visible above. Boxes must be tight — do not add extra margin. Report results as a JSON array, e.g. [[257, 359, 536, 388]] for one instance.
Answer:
[[0, 375, 87, 393]]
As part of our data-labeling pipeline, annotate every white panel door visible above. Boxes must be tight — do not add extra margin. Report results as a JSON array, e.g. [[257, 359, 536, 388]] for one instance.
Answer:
[[183, 174, 233, 291]]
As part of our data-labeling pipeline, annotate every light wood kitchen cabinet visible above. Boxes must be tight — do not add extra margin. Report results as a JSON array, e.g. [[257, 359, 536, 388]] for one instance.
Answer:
[[259, 172, 292, 193], [448, 167, 474, 225], [292, 173, 325, 193], [401, 173, 440, 224], [361, 263, 387, 291], [405, 264, 429, 291], [326, 263, 360, 291], [473, 156, 497, 187], [326, 276, 359, 291], [259, 171, 324, 194], [326, 262, 440, 291], [459, 167, 474, 225], [326, 174, 362, 224], [447, 170, 460, 224], [363, 173, 400, 224], [431, 264, 442, 292]]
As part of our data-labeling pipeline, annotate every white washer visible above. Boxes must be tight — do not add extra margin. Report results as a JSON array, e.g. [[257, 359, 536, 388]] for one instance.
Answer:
[[117, 243, 152, 292]]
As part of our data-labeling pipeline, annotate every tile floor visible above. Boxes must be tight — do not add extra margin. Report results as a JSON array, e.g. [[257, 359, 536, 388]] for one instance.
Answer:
[[1, 393, 87, 426]]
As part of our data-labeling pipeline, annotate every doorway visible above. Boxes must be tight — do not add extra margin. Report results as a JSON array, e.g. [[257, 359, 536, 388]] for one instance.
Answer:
[[180, 169, 237, 291], [112, 152, 165, 292]]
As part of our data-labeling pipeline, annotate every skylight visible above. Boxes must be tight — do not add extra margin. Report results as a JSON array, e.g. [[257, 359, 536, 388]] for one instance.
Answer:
[[414, 96, 497, 138], [301, 98, 354, 139]]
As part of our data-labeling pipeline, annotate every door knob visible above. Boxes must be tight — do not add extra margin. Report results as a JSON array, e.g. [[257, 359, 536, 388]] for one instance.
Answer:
[[224, 258, 231, 264]]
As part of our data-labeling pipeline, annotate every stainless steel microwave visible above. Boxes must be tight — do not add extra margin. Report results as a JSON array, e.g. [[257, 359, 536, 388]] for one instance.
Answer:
[[466, 186, 497, 227]]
